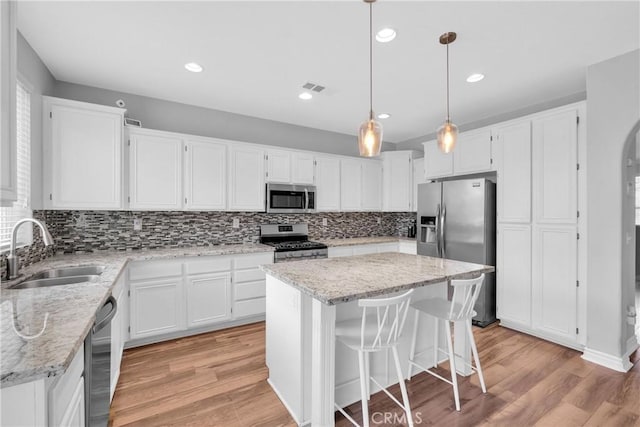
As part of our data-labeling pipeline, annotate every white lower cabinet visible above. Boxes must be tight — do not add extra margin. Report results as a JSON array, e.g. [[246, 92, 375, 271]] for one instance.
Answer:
[[496, 224, 532, 326], [58, 377, 84, 427], [129, 278, 185, 339], [50, 344, 85, 427], [186, 272, 232, 327], [110, 277, 127, 400]]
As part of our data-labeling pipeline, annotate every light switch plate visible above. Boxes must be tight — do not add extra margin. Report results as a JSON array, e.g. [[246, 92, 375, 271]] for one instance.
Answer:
[[133, 218, 142, 231], [322, 218, 328, 226], [232, 218, 240, 228]]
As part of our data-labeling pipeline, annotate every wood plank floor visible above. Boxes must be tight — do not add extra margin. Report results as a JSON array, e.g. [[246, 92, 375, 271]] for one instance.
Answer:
[[109, 322, 640, 426]]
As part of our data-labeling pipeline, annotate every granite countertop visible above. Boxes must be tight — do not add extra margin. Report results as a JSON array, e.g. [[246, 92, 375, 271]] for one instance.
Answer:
[[318, 236, 416, 247], [261, 252, 494, 305], [1, 243, 274, 388]]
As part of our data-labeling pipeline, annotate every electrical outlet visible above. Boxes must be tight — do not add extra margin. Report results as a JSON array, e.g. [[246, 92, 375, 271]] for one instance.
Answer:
[[232, 218, 240, 228], [322, 218, 328, 226], [133, 218, 142, 231], [377, 217, 381, 225]]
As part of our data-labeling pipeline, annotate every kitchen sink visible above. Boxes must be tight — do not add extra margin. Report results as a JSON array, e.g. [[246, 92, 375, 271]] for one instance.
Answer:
[[29, 265, 106, 280], [11, 274, 101, 289]]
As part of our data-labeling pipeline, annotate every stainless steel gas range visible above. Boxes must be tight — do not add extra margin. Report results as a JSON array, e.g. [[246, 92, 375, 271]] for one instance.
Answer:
[[260, 223, 328, 263]]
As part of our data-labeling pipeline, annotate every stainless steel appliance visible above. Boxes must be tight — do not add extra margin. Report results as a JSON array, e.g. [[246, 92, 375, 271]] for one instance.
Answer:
[[417, 178, 496, 327], [266, 184, 316, 214], [84, 295, 117, 427], [260, 223, 328, 262]]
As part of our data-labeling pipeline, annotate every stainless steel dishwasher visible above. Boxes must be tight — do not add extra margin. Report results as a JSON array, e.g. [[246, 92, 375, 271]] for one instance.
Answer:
[[84, 295, 117, 427]]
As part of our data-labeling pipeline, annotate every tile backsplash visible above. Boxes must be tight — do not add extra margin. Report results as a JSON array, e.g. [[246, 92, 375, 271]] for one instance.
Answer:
[[1, 210, 415, 277]]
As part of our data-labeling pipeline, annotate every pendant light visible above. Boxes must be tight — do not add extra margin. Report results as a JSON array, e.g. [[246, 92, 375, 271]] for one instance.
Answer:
[[437, 32, 458, 154], [358, 0, 382, 157]]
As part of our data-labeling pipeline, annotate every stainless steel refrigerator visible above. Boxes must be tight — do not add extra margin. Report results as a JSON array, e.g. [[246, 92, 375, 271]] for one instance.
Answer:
[[417, 178, 496, 327]]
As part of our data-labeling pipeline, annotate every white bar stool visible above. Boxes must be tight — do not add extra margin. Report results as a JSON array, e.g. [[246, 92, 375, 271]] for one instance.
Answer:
[[335, 290, 415, 427], [406, 274, 487, 411]]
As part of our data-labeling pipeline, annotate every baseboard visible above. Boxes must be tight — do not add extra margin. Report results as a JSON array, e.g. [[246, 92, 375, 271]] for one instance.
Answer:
[[267, 378, 309, 427], [625, 335, 639, 358], [499, 319, 584, 351], [582, 347, 633, 372]]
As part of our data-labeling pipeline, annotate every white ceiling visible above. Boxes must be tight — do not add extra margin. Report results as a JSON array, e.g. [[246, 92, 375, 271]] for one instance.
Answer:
[[17, 1, 640, 143]]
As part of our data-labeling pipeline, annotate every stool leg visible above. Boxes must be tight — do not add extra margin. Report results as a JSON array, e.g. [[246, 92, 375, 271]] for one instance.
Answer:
[[407, 310, 419, 379], [364, 351, 371, 400], [358, 350, 370, 427], [445, 320, 461, 411], [433, 317, 439, 368], [391, 346, 414, 427], [466, 321, 486, 393]]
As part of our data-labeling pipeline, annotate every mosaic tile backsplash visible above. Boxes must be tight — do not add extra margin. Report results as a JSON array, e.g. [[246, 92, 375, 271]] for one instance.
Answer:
[[1, 210, 415, 278]]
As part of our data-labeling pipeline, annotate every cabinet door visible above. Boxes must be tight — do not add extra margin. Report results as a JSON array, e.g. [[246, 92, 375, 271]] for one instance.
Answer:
[[130, 279, 184, 339], [532, 109, 578, 224], [59, 377, 84, 427], [266, 149, 291, 183], [110, 285, 126, 401], [340, 159, 362, 211], [186, 273, 231, 328], [315, 156, 341, 211], [423, 140, 453, 179], [361, 160, 382, 211], [383, 152, 412, 211], [228, 145, 265, 211], [0, 1, 17, 204], [184, 139, 227, 210], [291, 152, 315, 184], [129, 132, 182, 210], [412, 158, 426, 212], [496, 224, 532, 326], [494, 121, 532, 223], [49, 103, 123, 209], [532, 225, 577, 342], [454, 128, 492, 175]]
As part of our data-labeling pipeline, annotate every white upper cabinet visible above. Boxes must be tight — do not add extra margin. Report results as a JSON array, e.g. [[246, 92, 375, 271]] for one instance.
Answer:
[[228, 145, 265, 211], [454, 128, 493, 174], [424, 140, 453, 179], [129, 129, 183, 210], [0, 1, 17, 205], [381, 151, 416, 212], [184, 138, 227, 210], [532, 109, 578, 224], [44, 97, 125, 209], [340, 158, 362, 211], [412, 157, 427, 212], [291, 152, 315, 184], [361, 160, 382, 211], [494, 120, 532, 223], [315, 156, 341, 211], [266, 149, 291, 183]]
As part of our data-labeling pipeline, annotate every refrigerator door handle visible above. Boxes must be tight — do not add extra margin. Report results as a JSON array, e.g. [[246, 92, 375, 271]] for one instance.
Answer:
[[441, 204, 446, 259], [435, 204, 441, 257]]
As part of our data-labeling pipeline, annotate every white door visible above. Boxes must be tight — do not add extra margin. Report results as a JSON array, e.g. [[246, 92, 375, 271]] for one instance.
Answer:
[[49, 103, 123, 209], [453, 128, 492, 175], [340, 159, 362, 211], [532, 225, 578, 342], [361, 160, 382, 211], [423, 140, 453, 179], [532, 109, 578, 224], [383, 152, 412, 211], [315, 156, 341, 211], [228, 145, 265, 211], [412, 157, 426, 211], [266, 149, 291, 183], [130, 279, 184, 339], [184, 139, 227, 210], [59, 377, 84, 427], [186, 273, 231, 327], [291, 152, 315, 184], [129, 131, 182, 210], [496, 224, 532, 327], [494, 120, 532, 223]]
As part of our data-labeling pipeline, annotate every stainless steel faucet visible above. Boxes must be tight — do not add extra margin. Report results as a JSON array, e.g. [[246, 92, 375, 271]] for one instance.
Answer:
[[6, 218, 55, 280]]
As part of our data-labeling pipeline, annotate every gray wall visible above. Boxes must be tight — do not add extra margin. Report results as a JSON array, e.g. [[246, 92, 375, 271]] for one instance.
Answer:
[[396, 92, 586, 150], [16, 32, 55, 210], [586, 49, 639, 363], [53, 81, 396, 156]]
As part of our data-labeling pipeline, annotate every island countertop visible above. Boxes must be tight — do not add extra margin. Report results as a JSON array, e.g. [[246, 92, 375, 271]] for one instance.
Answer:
[[261, 252, 494, 305]]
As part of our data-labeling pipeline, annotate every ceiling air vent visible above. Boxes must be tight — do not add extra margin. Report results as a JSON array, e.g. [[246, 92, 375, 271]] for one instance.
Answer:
[[124, 117, 142, 127], [302, 82, 326, 93]]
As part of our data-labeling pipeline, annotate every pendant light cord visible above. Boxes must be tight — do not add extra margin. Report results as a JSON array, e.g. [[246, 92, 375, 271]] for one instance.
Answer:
[[369, 1, 373, 120], [446, 40, 450, 122]]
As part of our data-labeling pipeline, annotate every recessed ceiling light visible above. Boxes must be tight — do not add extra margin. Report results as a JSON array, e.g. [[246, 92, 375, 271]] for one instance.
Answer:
[[298, 92, 313, 100], [184, 62, 203, 73], [466, 73, 485, 83], [377, 113, 391, 119], [376, 28, 396, 43]]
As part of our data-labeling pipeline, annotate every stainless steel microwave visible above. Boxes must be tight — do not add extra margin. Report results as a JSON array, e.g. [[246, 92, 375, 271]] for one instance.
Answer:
[[266, 184, 316, 213]]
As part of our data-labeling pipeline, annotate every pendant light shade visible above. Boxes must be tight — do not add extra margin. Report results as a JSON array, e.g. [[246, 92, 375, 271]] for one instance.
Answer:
[[437, 31, 457, 154], [358, 0, 382, 157]]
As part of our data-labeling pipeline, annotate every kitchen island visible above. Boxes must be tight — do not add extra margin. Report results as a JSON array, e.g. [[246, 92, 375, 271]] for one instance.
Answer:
[[261, 252, 494, 426]]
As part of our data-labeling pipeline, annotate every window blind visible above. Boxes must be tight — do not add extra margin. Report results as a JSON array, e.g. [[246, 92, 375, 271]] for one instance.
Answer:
[[0, 80, 32, 248]]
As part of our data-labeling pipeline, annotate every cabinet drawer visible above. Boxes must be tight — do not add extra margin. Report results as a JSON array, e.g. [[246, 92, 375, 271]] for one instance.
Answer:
[[234, 252, 273, 269], [376, 243, 399, 253], [234, 297, 265, 318], [234, 268, 265, 284], [185, 256, 232, 275], [328, 246, 353, 258], [128, 260, 182, 281], [235, 281, 265, 301]]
